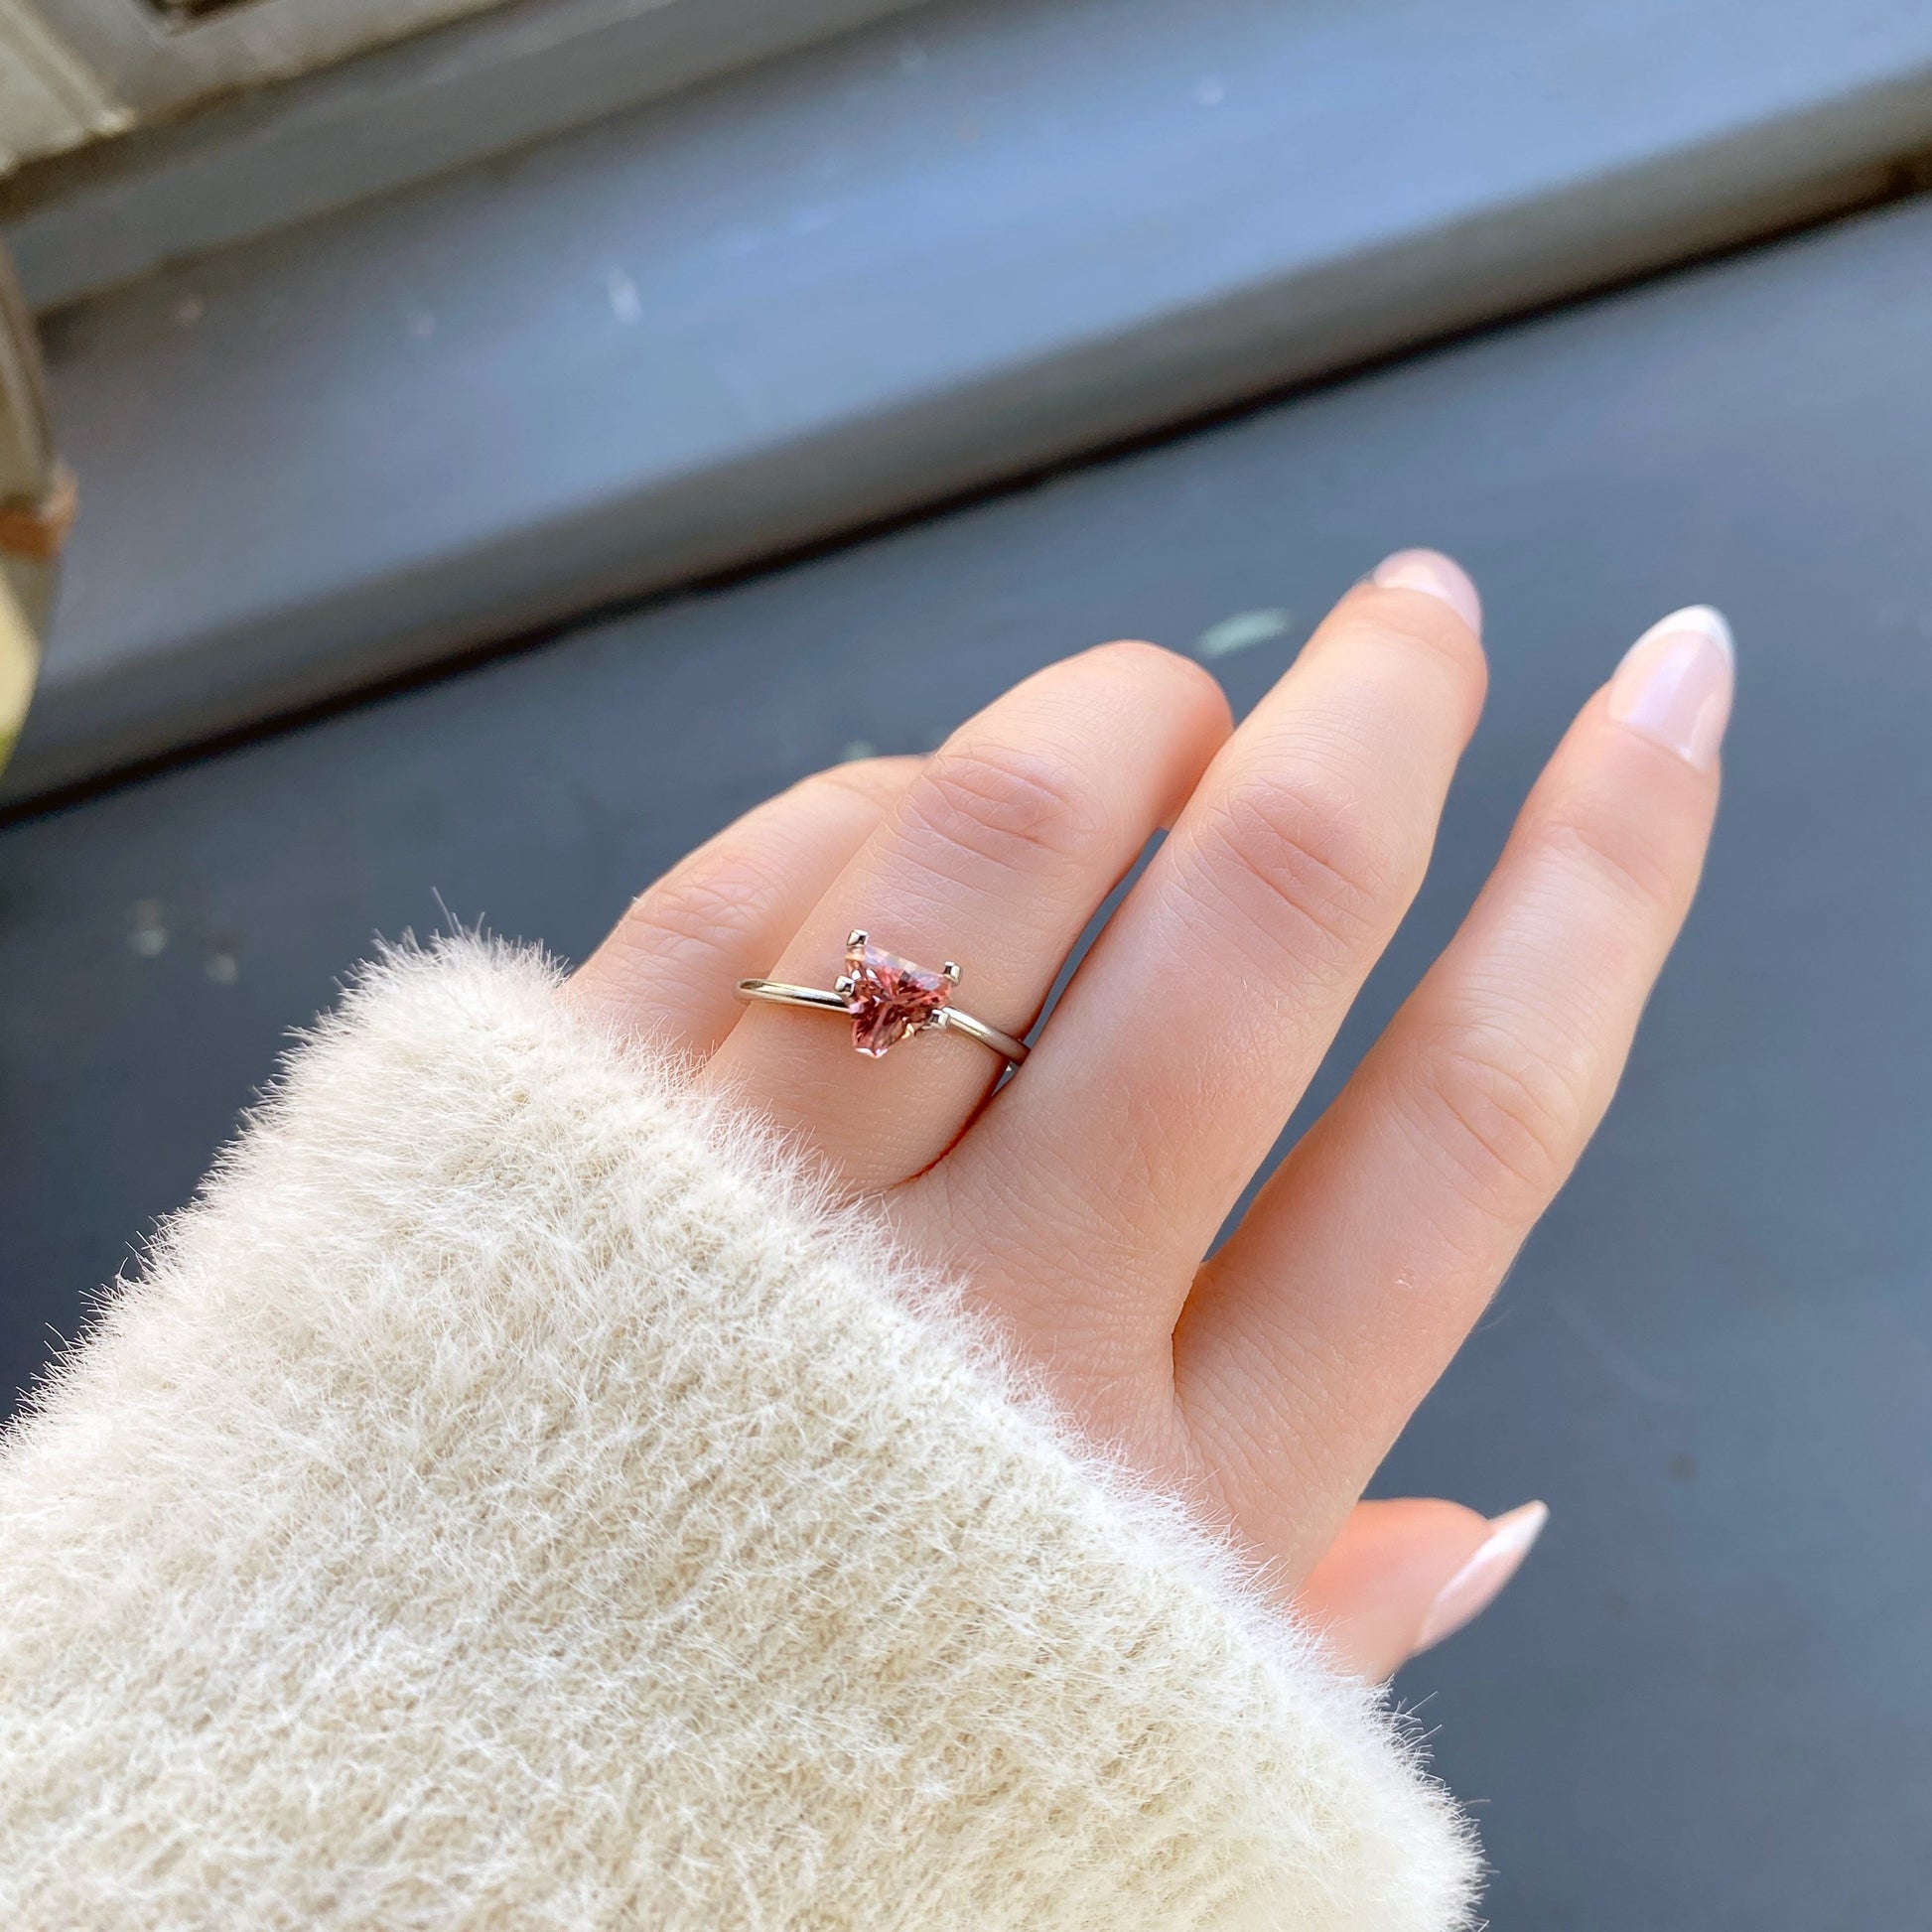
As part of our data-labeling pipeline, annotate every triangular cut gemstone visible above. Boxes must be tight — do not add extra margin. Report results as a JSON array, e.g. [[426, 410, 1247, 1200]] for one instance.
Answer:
[[845, 943, 951, 1056]]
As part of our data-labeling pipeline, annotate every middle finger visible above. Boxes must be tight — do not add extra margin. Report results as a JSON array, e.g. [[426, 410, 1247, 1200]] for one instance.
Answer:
[[939, 554, 1486, 1375]]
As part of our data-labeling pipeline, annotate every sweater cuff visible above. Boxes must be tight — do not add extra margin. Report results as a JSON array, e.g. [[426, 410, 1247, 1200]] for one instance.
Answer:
[[0, 939, 1478, 1929]]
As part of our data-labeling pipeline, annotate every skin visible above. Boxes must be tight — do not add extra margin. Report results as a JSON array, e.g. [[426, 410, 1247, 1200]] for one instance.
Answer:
[[569, 553, 1725, 1680]]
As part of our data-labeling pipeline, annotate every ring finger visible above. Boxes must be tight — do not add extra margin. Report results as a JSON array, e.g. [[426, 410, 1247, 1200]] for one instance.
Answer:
[[568, 755, 924, 1056], [703, 641, 1231, 1189]]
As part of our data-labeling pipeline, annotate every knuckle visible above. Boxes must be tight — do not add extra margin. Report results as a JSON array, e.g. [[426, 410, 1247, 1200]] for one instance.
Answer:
[[1363, 599, 1489, 691], [1085, 635, 1180, 673], [797, 754, 923, 809], [1089, 635, 1231, 713], [1542, 800, 1683, 913], [1193, 771, 1401, 961], [621, 855, 778, 968], [1405, 1021, 1591, 1216], [904, 740, 1108, 878]]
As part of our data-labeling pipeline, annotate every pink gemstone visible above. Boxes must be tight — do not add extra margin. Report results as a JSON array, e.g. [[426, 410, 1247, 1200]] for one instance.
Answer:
[[845, 943, 951, 1057]]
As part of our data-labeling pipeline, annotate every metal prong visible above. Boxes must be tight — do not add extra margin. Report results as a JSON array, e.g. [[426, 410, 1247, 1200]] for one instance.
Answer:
[[834, 974, 857, 997], [942, 961, 961, 984], [847, 927, 868, 951]]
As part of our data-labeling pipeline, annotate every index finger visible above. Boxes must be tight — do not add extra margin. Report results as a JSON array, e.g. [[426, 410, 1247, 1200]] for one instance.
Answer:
[[1177, 607, 1731, 1574]]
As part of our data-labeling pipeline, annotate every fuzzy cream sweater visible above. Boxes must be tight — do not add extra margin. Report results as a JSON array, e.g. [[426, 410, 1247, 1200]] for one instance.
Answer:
[[0, 942, 1479, 1928]]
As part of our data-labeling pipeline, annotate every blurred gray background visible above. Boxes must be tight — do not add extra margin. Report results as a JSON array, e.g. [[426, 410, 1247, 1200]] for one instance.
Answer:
[[5, 2, 1932, 1922]]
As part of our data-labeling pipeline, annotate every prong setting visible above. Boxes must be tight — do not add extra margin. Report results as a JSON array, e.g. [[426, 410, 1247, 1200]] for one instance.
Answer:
[[734, 937, 1026, 1066], [846, 928, 868, 952], [839, 935, 955, 1057]]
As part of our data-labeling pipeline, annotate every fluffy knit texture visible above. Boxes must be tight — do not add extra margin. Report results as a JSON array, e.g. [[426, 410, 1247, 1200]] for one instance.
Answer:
[[0, 940, 1478, 1929]]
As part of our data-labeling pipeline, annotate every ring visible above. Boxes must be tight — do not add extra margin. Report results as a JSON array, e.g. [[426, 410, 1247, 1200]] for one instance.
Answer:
[[736, 929, 1029, 1068]]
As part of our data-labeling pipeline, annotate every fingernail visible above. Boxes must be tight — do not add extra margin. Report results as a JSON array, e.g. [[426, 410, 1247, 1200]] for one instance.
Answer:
[[1370, 548, 1483, 635], [1415, 1500, 1549, 1653], [1607, 605, 1734, 771]]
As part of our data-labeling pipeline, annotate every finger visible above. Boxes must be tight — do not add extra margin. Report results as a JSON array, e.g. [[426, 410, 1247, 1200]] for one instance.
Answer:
[[704, 642, 1231, 1189], [1300, 1498, 1548, 1681], [939, 553, 1485, 1388], [568, 757, 922, 1057], [1181, 607, 1730, 1570]]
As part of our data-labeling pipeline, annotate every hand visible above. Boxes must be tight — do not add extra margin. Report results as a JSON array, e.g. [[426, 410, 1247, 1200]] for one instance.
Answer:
[[569, 551, 1730, 1678]]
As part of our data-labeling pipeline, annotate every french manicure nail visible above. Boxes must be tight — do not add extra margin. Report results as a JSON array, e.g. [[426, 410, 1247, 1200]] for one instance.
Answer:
[[1370, 548, 1483, 635], [1607, 605, 1734, 771], [1416, 1500, 1549, 1653]]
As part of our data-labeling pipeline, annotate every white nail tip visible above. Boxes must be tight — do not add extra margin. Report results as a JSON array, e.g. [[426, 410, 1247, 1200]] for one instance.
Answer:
[[1633, 603, 1733, 662], [1477, 1499, 1550, 1563], [1415, 1500, 1550, 1653]]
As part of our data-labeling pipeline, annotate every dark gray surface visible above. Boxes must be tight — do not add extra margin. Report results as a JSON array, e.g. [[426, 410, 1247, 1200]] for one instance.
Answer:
[[13, 0, 1932, 800], [7, 190, 1932, 1925]]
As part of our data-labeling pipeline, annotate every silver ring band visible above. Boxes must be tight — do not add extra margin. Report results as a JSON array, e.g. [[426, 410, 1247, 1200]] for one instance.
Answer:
[[735, 930, 1029, 1068], [735, 978, 1029, 1067]]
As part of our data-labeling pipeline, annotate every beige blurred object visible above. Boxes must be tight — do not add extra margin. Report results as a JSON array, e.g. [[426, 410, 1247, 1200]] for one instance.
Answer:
[[2, 0, 532, 163], [0, 238, 62, 772], [0, 1, 128, 172]]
